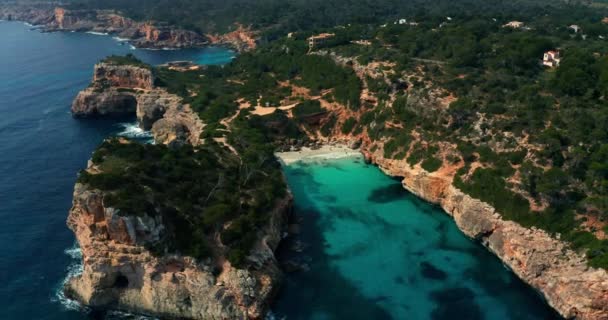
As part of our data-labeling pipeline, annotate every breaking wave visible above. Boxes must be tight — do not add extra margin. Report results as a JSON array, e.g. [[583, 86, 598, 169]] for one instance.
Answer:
[[116, 122, 154, 143], [52, 245, 85, 312], [112, 36, 130, 42], [86, 31, 109, 36]]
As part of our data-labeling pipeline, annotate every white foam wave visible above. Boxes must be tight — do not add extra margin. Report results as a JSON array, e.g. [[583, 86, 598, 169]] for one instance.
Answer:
[[129, 44, 137, 50], [52, 244, 85, 312], [112, 36, 130, 42], [54, 244, 160, 319], [86, 31, 109, 36], [117, 122, 154, 143], [140, 47, 178, 51]]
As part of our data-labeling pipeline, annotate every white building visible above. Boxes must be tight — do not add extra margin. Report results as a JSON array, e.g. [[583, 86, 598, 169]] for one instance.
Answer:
[[307, 33, 335, 51], [543, 50, 561, 68], [503, 21, 524, 29]]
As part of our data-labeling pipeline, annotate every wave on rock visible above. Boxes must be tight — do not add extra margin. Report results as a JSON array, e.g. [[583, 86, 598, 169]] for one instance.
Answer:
[[53, 244, 84, 312], [86, 31, 109, 36], [116, 122, 154, 143]]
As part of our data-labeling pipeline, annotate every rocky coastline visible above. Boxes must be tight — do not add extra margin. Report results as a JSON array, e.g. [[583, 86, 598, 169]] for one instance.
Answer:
[[276, 138, 608, 319], [363, 146, 608, 320], [66, 180, 292, 319], [65, 61, 294, 319], [0, 5, 257, 51], [72, 62, 204, 146], [54, 34, 608, 320]]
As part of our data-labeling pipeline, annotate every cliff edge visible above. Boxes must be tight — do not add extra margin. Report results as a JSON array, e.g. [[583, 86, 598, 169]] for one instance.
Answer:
[[71, 58, 204, 146], [357, 147, 608, 319], [65, 58, 293, 318], [66, 178, 291, 319]]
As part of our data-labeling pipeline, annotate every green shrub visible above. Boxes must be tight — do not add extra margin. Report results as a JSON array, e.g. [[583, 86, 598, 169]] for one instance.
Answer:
[[341, 117, 357, 134], [421, 157, 442, 172]]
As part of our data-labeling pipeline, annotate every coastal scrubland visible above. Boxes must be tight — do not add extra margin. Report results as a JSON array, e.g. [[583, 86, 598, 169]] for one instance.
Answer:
[[67, 0, 608, 271]]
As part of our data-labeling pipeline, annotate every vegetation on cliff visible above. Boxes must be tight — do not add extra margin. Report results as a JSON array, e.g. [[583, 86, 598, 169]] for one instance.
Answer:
[[101, 54, 151, 69], [78, 137, 286, 267]]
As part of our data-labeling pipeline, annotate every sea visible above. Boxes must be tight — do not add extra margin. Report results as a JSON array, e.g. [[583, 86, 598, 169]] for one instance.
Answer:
[[0, 20, 559, 319]]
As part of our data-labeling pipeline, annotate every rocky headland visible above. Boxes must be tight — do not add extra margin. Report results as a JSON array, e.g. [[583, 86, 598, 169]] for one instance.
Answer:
[[66, 175, 292, 319], [71, 60, 204, 146], [66, 60, 293, 319], [0, 5, 257, 51]]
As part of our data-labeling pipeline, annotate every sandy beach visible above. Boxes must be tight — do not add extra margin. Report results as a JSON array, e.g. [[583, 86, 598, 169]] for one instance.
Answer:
[[275, 144, 362, 165]]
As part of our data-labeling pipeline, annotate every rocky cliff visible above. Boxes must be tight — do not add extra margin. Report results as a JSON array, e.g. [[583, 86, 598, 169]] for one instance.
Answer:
[[72, 63, 204, 146], [0, 5, 256, 51], [350, 141, 608, 319], [207, 25, 258, 52], [67, 60, 293, 318], [66, 179, 292, 319]]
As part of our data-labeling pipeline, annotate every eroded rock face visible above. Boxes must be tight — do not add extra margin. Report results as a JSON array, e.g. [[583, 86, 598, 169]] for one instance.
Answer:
[[151, 102, 204, 146], [207, 25, 257, 52], [71, 63, 152, 118], [71, 88, 138, 117], [133, 23, 206, 49], [65, 183, 292, 319], [94, 63, 154, 90], [361, 147, 608, 320], [0, 5, 55, 25], [0, 5, 262, 50], [72, 64, 205, 146]]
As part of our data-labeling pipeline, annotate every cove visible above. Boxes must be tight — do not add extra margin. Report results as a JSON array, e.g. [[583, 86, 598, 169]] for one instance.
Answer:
[[273, 155, 561, 319], [0, 21, 233, 319]]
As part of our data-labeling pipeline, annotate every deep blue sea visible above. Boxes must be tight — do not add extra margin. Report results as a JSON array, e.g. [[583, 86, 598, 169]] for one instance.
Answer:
[[0, 20, 558, 320], [0, 21, 233, 320]]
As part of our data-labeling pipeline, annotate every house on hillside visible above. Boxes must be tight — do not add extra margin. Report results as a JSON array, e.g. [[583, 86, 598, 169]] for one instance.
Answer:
[[503, 21, 524, 29], [307, 33, 335, 51], [543, 50, 561, 68]]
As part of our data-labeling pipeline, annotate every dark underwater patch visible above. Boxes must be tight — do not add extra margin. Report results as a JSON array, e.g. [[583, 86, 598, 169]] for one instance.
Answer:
[[429, 287, 482, 320], [420, 261, 448, 280], [316, 194, 337, 203], [367, 183, 406, 203]]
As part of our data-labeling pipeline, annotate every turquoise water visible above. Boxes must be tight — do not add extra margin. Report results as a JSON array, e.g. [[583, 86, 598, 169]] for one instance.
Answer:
[[0, 21, 233, 319], [273, 156, 560, 319]]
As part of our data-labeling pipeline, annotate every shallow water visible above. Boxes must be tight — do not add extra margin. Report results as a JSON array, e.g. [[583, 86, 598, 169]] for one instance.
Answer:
[[273, 156, 560, 319], [0, 21, 233, 319]]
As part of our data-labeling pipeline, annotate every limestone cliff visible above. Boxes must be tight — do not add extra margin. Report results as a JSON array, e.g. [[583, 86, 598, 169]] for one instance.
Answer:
[[67, 61, 293, 318], [93, 63, 154, 90], [1, 5, 257, 51], [304, 104, 608, 318], [65, 180, 292, 319], [72, 63, 204, 146], [207, 25, 258, 52], [343, 140, 608, 320]]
